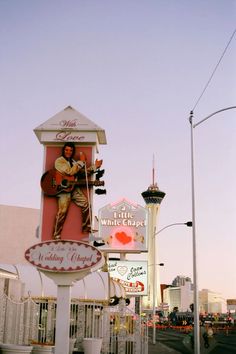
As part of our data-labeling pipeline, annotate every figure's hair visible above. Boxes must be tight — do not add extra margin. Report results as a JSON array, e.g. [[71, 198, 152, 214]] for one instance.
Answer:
[[62, 142, 76, 158]]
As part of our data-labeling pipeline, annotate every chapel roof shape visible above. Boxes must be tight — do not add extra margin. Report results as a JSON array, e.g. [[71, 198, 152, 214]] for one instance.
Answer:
[[34, 105, 107, 145]]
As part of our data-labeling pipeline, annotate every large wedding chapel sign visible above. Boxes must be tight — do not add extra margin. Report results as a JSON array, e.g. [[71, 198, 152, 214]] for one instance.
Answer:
[[97, 198, 148, 252], [27, 106, 107, 354]]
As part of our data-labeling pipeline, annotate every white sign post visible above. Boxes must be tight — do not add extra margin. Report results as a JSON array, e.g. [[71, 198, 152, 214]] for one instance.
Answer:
[[25, 241, 104, 354]]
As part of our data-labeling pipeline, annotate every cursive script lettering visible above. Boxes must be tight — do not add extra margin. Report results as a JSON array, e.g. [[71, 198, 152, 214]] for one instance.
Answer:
[[127, 266, 146, 280], [33, 251, 64, 264], [55, 131, 85, 142], [67, 252, 93, 264], [59, 119, 79, 128]]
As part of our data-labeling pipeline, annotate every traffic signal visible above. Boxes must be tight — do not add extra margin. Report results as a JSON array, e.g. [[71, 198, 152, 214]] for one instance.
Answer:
[[95, 188, 106, 195], [93, 241, 105, 247], [96, 169, 105, 180]]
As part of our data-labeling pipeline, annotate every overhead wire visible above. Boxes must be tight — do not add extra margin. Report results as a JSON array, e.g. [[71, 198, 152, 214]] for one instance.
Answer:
[[192, 28, 236, 112]]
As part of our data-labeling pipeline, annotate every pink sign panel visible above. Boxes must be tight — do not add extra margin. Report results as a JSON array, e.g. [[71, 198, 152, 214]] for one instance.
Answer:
[[25, 240, 102, 272], [41, 145, 93, 242]]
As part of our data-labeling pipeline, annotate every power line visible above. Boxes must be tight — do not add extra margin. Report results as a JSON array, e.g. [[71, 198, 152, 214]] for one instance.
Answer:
[[192, 28, 236, 112]]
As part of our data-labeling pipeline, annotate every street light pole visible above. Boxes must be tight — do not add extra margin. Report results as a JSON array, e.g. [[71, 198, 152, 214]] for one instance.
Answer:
[[189, 105, 236, 354], [190, 111, 200, 354]]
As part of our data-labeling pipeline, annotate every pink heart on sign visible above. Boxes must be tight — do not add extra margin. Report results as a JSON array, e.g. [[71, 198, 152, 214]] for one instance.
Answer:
[[117, 266, 128, 276]]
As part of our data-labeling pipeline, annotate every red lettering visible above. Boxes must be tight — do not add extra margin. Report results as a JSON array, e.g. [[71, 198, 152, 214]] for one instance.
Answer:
[[55, 131, 85, 142], [67, 252, 93, 264]]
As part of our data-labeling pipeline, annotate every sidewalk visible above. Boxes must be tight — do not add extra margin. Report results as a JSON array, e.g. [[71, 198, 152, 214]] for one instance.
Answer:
[[148, 340, 181, 354]]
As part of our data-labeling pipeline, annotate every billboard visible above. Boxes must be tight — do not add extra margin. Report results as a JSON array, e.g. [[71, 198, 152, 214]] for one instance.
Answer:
[[97, 199, 148, 252], [108, 260, 148, 296], [34, 106, 106, 242], [40, 145, 94, 242]]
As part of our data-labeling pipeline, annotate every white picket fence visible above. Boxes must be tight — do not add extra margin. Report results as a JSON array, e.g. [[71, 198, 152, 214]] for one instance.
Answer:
[[0, 293, 148, 354]]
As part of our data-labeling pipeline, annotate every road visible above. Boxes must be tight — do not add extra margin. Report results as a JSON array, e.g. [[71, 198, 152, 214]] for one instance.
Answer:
[[149, 328, 236, 353]]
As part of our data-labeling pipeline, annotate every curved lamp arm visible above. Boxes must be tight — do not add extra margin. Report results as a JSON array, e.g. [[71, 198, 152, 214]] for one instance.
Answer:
[[155, 221, 192, 236], [191, 106, 236, 128]]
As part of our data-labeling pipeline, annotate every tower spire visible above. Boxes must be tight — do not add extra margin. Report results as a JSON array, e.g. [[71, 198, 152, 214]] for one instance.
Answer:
[[152, 154, 155, 186], [142, 156, 165, 204]]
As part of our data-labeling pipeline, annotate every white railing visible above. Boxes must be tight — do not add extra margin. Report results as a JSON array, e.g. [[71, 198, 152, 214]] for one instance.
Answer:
[[0, 293, 148, 354]]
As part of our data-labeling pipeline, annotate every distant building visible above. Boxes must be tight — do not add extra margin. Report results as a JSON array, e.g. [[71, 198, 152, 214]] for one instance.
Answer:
[[160, 284, 169, 303], [163, 280, 193, 312], [172, 275, 192, 287], [227, 299, 236, 313], [162, 276, 227, 314], [199, 289, 226, 313], [0, 204, 39, 264]]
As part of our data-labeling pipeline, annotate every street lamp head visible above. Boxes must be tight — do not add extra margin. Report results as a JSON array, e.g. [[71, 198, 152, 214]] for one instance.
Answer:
[[158, 263, 164, 266], [185, 221, 193, 227]]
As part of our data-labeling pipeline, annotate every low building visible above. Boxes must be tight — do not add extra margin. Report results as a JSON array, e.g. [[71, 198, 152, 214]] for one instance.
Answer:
[[163, 280, 193, 312], [226, 299, 236, 313], [0, 204, 39, 264], [199, 289, 226, 314]]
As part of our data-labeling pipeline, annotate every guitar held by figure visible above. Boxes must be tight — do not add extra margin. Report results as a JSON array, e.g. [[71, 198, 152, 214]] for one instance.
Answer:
[[41, 169, 105, 196]]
